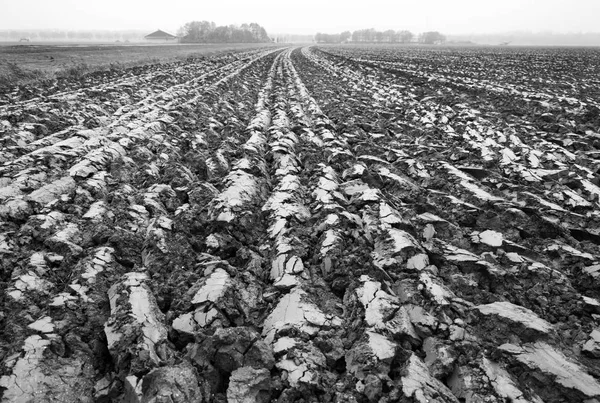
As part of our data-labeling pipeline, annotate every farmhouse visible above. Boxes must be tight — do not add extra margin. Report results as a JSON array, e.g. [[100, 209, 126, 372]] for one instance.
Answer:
[[144, 29, 178, 42]]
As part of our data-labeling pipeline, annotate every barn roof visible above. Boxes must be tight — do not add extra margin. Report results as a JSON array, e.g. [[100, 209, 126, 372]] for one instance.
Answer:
[[145, 29, 177, 39]]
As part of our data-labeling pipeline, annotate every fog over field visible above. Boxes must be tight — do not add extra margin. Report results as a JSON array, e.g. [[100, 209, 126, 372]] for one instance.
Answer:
[[1, 0, 599, 44]]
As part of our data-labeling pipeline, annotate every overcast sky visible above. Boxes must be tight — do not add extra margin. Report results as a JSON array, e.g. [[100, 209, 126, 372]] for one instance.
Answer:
[[1, 0, 599, 35]]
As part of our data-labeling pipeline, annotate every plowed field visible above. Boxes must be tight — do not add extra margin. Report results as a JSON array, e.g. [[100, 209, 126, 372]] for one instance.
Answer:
[[1, 45, 600, 403]]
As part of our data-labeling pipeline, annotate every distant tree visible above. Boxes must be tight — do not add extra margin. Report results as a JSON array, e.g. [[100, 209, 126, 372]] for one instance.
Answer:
[[249, 23, 270, 42], [315, 32, 342, 43], [208, 26, 233, 42], [419, 31, 446, 44], [340, 31, 351, 43], [365, 28, 376, 42], [179, 21, 216, 42], [38, 30, 52, 40], [230, 25, 245, 42], [350, 28, 383, 43], [382, 29, 396, 43], [79, 31, 93, 40], [398, 30, 414, 43], [318, 28, 439, 45], [97, 30, 113, 41], [178, 21, 270, 43]]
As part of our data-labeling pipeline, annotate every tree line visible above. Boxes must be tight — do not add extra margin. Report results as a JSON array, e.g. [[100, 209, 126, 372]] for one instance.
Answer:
[[177, 21, 270, 43], [315, 29, 446, 44]]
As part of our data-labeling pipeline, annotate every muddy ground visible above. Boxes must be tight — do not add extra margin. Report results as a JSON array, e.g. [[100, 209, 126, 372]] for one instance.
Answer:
[[1, 45, 600, 402]]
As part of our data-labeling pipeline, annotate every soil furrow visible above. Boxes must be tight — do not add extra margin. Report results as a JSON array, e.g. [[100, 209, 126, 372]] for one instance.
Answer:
[[291, 45, 600, 402]]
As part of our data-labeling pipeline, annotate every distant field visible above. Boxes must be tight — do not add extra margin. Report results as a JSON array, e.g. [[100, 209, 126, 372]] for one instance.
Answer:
[[0, 42, 279, 87]]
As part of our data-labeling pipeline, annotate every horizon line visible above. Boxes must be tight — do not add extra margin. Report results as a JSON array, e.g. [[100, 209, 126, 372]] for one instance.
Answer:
[[3, 27, 600, 37]]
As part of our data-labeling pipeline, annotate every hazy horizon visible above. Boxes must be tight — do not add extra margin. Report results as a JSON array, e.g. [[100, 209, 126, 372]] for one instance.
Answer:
[[1, 0, 599, 37]]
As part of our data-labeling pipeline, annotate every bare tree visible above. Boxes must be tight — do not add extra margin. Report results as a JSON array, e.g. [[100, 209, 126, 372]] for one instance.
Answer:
[[340, 31, 351, 43], [398, 30, 414, 43], [419, 31, 446, 45], [179, 21, 270, 43], [382, 30, 395, 43]]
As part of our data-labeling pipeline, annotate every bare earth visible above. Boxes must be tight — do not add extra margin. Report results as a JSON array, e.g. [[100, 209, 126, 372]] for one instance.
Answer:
[[1, 44, 600, 402]]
